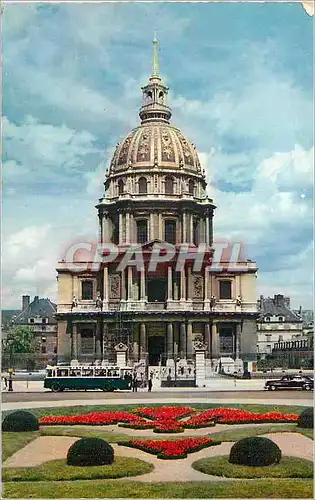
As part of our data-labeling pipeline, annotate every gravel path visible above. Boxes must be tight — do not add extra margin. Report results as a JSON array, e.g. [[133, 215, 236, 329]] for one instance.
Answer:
[[3, 431, 313, 483]]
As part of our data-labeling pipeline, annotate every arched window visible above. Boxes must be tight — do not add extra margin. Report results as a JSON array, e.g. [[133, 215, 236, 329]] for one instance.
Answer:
[[138, 177, 148, 194], [118, 179, 124, 195], [165, 176, 174, 195], [188, 179, 195, 195], [159, 91, 164, 104], [137, 219, 148, 244], [82, 280, 93, 300]]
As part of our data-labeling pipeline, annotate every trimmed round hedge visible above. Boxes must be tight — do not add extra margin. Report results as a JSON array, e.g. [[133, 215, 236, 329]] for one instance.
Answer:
[[297, 407, 314, 429], [67, 438, 114, 466], [229, 437, 281, 467], [2, 410, 39, 432]]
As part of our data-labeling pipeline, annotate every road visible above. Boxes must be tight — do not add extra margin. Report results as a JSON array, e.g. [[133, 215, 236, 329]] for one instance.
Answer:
[[2, 389, 313, 404]]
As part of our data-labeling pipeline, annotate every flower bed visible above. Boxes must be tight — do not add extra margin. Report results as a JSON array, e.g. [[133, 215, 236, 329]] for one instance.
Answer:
[[119, 419, 184, 433], [183, 408, 298, 428], [132, 405, 194, 421], [39, 406, 298, 431], [118, 436, 221, 459], [39, 411, 143, 426]]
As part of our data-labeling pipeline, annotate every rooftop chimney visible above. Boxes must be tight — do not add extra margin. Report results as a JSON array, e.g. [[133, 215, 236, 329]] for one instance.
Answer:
[[284, 297, 290, 308], [22, 295, 30, 310], [274, 294, 284, 306]]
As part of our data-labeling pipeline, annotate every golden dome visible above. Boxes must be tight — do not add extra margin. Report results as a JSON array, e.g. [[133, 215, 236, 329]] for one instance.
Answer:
[[109, 123, 202, 175]]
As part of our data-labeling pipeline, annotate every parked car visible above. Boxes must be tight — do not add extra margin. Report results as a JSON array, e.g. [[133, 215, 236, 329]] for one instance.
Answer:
[[264, 374, 313, 391]]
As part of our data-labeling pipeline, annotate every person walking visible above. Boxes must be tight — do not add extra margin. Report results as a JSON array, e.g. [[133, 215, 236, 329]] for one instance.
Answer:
[[148, 377, 153, 392], [132, 376, 138, 392]]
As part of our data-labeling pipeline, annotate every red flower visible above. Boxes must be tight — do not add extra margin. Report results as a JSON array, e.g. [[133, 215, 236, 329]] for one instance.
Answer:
[[119, 436, 220, 459]]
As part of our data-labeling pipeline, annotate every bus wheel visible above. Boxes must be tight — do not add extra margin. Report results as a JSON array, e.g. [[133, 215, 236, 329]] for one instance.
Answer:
[[51, 384, 61, 392]]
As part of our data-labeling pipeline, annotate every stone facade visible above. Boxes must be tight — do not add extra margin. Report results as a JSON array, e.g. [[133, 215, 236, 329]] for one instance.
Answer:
[[257, 294, 304, 358], [56, 39, 258, 368]]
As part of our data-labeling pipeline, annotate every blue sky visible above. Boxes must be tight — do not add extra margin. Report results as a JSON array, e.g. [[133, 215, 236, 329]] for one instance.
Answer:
[[2, 1, 313, 309]]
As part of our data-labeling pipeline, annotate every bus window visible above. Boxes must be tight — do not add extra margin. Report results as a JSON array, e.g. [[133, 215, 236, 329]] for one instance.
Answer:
[[113, 370, 119, 377], [57, 369, 69, 377], [69, 369, 77, 377], [82, 368, 93, 377], [107, 369, 112, 377], [46, 370, 52, 378], [94, 369, 103, 377]]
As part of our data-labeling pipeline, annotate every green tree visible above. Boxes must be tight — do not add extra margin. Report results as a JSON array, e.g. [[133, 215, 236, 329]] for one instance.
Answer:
[[2, 326, 41, 370], [3, 326, 40, 354]]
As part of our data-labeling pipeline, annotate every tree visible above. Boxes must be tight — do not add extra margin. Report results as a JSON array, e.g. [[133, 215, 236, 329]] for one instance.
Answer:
[[2, 326, 41, 370]]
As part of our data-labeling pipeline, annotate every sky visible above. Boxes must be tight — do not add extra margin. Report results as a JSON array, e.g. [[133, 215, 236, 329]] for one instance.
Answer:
[[2, 1, 314, 310]]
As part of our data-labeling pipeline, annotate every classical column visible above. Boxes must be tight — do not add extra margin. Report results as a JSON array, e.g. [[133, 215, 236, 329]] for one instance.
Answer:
[[182, 212, 187, 242], [140, 323, 146, 358], [167, 266, 173, 300], [126, 212, 130, 243], [187, 321, 193, 359], [150, 212, 154, 240], [205, 216, 210, 246], [119, 212, 124, 244], [127, 266, 133, 301], [167, 323, 174, 358], [180, 267, 186, 301], [140, 267, 146, 300], [211, 322, 220, 358], [103, 266, 109, 308], [190, 214, 194, 244], [95, 321, 102, 360], [236, 323, 241, 359], [72, 323, 78, 360], [121, 269, 126, 300], [205, 323, 211, 359], [102, 323, 109, 362], [180, 323, 186, 358], [158, 213, 163, 240], [129, 213, 134, 243], [187, 266, 193, 300]]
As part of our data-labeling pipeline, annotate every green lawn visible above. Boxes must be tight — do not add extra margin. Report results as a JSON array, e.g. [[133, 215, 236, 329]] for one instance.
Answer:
[[2, 432, 40, 461], [208, 424, 314, 441], [39, 426, 129, 442], [3, 478, 314, 498], [192, 455, 314, 478], [16, 402, 307, 419], [3, 457, 153, 482]]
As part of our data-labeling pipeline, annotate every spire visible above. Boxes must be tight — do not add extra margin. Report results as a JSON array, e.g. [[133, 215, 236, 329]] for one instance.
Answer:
[[151, 33, 160, 79], [139, 36, 172, 124]]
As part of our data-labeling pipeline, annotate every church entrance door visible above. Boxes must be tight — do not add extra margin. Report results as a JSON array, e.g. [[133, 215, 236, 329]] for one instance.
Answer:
[[148, 336, 164, 365]]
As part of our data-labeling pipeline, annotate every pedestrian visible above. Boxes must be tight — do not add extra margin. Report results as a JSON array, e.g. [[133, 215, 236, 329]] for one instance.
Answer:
[[132, 377, 138, 392], [148, 377, 153, 392]]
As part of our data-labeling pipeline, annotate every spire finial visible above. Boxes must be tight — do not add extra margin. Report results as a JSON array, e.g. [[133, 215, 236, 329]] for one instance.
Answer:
[[152, 33, 159, 77]]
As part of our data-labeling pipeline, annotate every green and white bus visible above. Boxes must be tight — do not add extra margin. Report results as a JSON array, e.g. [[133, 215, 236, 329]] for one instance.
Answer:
[[44, 365, 133, 392]]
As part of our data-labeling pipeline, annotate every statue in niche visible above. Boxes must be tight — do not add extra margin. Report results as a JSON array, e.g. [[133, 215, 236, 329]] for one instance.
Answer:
[[96, 293, 103, 310], [236, 295, 243, 307], [71, 296, 78, 310], [210, 295, 216, 310]]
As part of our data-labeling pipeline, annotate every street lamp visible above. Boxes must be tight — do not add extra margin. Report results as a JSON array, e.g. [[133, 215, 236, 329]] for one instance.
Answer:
[[174, 357, 180, 387]]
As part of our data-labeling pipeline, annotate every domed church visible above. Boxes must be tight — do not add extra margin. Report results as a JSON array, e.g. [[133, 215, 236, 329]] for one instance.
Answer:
[[56, 38, 258, 378]]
